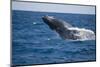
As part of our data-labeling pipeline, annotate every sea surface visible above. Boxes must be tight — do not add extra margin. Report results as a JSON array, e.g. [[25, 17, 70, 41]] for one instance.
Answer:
[[12, 10, 96, 65]]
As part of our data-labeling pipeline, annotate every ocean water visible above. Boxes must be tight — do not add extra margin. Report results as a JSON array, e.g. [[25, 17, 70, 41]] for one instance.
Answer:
[[12, 10, 96, 65]]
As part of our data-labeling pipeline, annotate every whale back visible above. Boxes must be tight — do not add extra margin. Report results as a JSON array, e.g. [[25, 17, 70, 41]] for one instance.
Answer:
[[51, 18, 72, 29]]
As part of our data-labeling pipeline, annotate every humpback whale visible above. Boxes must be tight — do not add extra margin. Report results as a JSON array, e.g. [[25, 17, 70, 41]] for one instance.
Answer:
[[42, 15, 95, 40]]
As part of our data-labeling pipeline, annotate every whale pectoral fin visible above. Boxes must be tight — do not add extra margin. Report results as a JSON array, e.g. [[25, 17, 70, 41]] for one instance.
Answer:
[[58, 30, 79, 40], [59, 34, 67, 40], [57, 31, 69, 40], [57, 33, 67, 40], [55, 27, 69, 39]]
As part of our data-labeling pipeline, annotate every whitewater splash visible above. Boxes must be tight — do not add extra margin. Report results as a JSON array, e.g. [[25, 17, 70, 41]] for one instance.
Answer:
[[66, 27, 95, 41]]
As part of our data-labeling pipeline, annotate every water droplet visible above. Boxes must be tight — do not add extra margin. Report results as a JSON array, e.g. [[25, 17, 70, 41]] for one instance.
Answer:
[[47, 38, 50, 40], [33, 22, 37, 25]]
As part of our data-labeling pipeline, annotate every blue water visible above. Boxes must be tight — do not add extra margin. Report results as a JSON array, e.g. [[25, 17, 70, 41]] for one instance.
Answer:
[[12, 10, 96, 65]]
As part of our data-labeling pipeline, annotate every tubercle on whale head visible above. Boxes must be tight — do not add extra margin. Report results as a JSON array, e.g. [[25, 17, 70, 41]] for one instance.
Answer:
[[42, 15, 52, 24], [42, 15, 55, 23], [42, 15, 54, 19]]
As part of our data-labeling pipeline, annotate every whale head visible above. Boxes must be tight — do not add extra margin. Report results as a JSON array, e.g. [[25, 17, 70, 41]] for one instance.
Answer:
[[42, 15, 69, 30], [42, 15, 59, 30]]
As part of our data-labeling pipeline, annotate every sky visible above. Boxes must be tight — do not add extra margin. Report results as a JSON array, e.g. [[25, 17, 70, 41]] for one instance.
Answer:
[[12, 1, 95, 14]]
